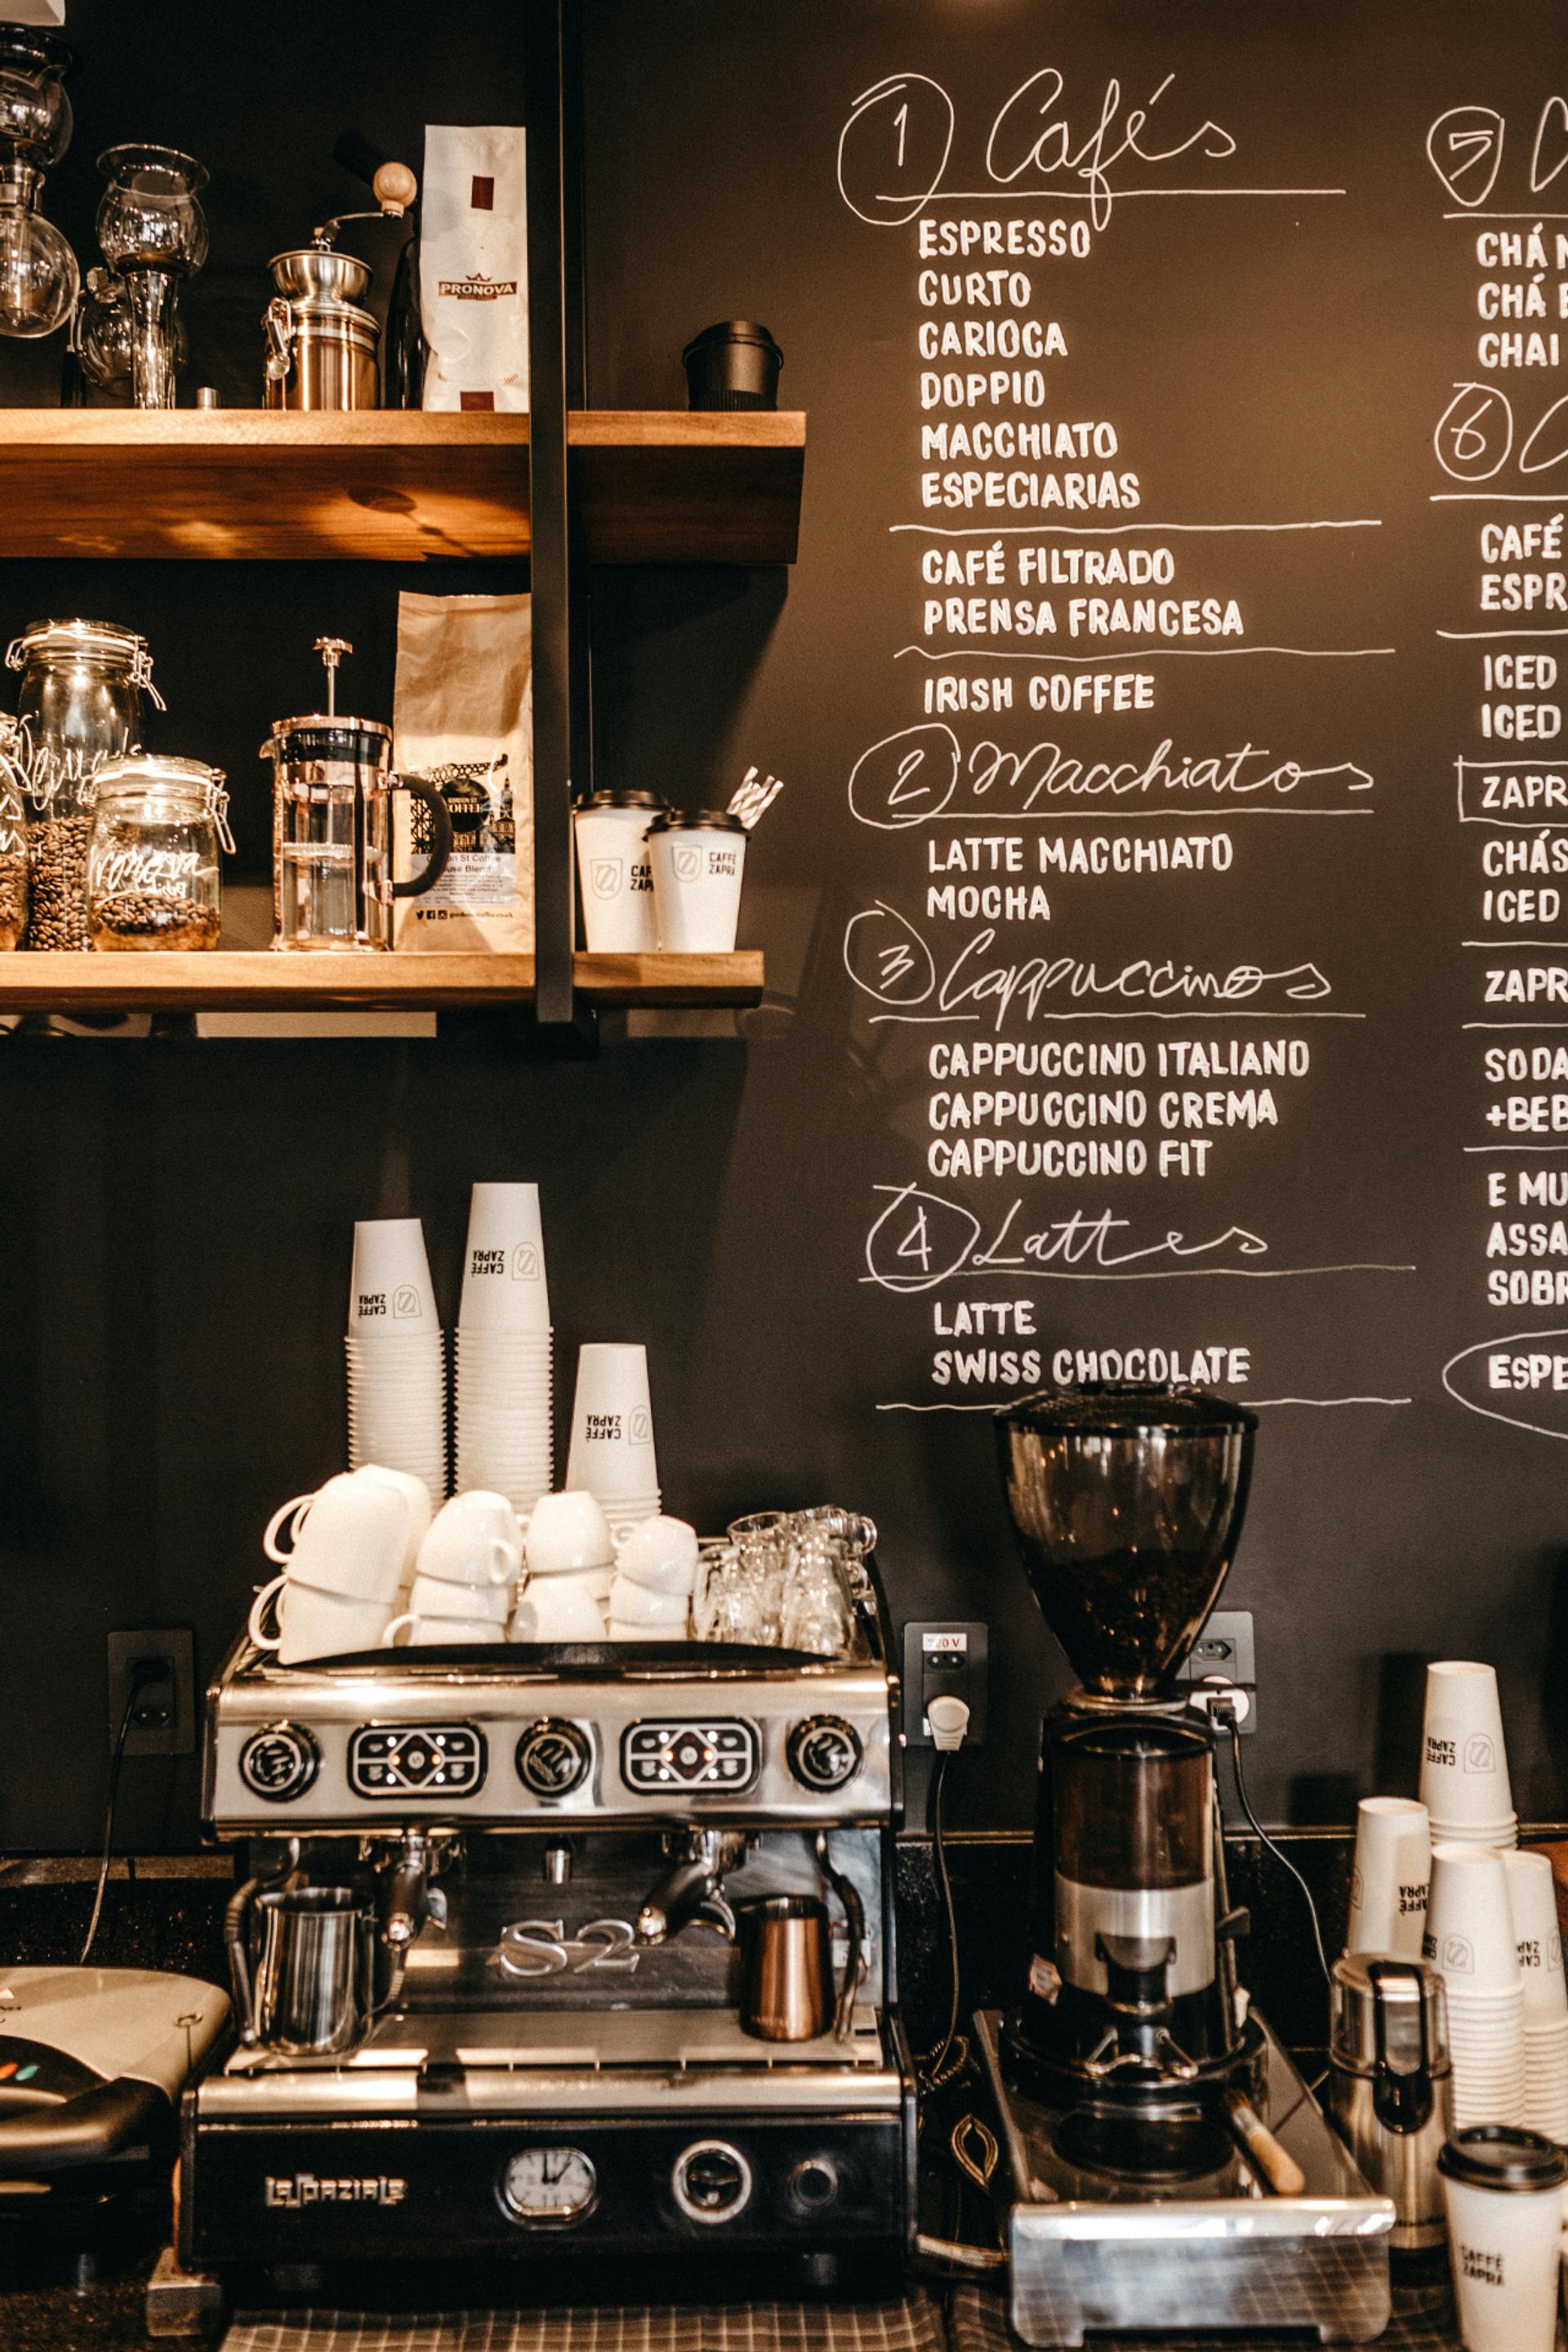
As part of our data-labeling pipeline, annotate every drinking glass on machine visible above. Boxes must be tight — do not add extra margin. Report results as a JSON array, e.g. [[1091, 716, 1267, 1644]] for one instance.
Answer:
[[564, 1343, 661, 1529], [1502, 1850, 1568, 2143], [454, 1183, 553, 1516], [1425, 1844, 1527, 2131], [1439, 2127, 1568, 2352], [1419, 1662, 1518, 1848], [1345, 1797, 1431, 1961], [345, 1218, 448, 1499]]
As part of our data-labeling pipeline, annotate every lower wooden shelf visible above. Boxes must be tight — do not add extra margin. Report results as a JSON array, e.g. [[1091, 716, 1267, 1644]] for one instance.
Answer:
[[0, 951, 764, 1014]]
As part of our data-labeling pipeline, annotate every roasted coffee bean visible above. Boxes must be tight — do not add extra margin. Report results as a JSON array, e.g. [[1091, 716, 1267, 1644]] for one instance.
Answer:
[[0, 848, 26, 951], [88, 889, 220, 951], [27, 815, 91, 950]]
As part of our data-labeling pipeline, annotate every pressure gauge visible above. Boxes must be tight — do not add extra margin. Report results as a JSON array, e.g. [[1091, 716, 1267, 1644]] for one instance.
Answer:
[[497, 2145, 598, 2225]]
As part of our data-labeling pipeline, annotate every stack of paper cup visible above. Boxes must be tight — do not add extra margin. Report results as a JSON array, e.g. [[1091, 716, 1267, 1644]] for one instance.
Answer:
[[1503, 1850, 1568, 2141], [1419, 1661, 1519, 1849], [608, 1515, 699, 1642], [454, 1184, 554, 1515], [345, 1220, 448, 1499], [1345, 1797, 1431, 1960], [1427, 1843, 1527, 2128], [564, 1343, 661, 1531]]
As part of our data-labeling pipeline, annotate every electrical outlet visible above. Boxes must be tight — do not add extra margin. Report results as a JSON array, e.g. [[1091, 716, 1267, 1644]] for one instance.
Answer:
[[902, 1621, 988, 1747], [106, 1629, 195, 1757], [1177, 1610, 1257, 1733]]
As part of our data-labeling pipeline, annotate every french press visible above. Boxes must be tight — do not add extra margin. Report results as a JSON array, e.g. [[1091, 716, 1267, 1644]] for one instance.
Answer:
[[261, 637, 452, 951]]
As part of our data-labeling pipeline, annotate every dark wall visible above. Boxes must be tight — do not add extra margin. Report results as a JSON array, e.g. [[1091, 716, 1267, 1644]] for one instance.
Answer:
[[3, 1, 1567, 1854]]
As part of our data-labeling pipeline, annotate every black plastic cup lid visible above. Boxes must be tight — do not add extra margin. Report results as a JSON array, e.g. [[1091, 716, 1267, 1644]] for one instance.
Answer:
[[682, 320, 782, 362], [1439, 2125, 1568, 2193], [648, 807, 746, 835], [580, 789, 669, 812], [996, 1383, 1259, 1437]]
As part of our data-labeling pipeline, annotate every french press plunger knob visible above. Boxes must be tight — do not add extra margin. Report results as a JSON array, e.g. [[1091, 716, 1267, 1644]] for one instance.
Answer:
[[313, 635, 352, 719]]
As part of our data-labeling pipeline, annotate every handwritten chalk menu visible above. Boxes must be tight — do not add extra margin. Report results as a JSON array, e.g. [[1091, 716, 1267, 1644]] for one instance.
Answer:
[[586, 2, 1568, 1816]]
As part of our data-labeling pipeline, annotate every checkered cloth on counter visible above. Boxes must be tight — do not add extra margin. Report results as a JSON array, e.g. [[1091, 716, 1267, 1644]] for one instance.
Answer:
[[225, 2296, 947, 2352], [946, 2275, 1556, 2351]]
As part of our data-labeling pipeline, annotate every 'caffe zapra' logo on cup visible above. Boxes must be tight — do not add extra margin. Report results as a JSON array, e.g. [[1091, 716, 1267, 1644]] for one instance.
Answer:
[[590, 858, 624, 901], [512, 1245, 540, 1281], [1426, 1732, 1457, 1769], [1464, 1734, 1496, 1773], [1441, 1932, 1476, 1973], [586, 1413, 622, 1443], [393, 1284, 422, 1320], [630, 1408, 653, 1446], [673, 847, 702, 883], [1461, 2245, 1504, 2287]]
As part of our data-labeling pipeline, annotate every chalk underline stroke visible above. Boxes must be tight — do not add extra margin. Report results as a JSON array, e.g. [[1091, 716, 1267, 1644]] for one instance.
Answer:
[[890, 520, 1383, 537], [862, 1263, 1416, 1285], [1432, 493, 1568, 503], [891, 185, 1347, 203], [1439, 627, 1568, 640], [895, 645, 1397, 665], [876, 1395, 1410, 1413], [868, 1009, 1365, 1025]]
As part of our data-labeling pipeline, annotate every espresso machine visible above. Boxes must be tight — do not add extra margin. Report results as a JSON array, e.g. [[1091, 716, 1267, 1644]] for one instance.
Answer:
[[975, 1387, 1394, 2348], [179, 1565, 914, 2291]]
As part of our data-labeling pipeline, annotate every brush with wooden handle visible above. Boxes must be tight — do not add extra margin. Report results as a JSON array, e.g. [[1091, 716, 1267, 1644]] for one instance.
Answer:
[[1223, 2086, 1307, 2195]]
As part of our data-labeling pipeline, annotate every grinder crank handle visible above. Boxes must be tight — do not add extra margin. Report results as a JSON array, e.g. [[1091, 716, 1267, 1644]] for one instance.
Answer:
[[1222, 2086, 1306, 2197]]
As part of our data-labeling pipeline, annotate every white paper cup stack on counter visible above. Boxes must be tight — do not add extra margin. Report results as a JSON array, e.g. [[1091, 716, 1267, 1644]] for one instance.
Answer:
[[1344, 1797, 1431, 1960], [345, 1219, 448, 1501], [564, 1343, 661, 1531], [608, 1515, 700, 1642], [454, 1184, 554, 1517], [250, 1468, 432, 1664], [387, 1491, 525, 1646], [1424, 1843, 1527, 2131], [1502, 1848, 1568, 2143], [1419, 1660, 1518, 1849], [510, 1489, 615, 1642]]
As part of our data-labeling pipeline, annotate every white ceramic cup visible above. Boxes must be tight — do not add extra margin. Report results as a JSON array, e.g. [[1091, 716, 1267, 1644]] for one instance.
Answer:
[[648, 816, 746, 952], [1428, 1846, 1526, 1995], [415, 1491, 523, 1588], [406, 1571, 512, 1625], [510, 1577, 607, 1642], [1441, 2129, 1567, 2352], [350, 1466, 433, 1582], [615, 1515, 699, 1597], [523, 1489, 616, 1576], [1345, 1797, 1431, 1962], [564, 1343, 659, 1499], [607, 1575, 688, 1629], [1421, 1663, 1516, 1829], [263, 1472, 410, 1603], [575, 798, 662, 951], [459, 1183, 551, 1333], [385, 1611, 506, 1647], [349, 1217, 439, 1334], [249, 1577, 392, 1664]]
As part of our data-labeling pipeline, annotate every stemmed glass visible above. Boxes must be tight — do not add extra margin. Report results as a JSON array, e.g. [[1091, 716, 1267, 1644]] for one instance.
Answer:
[[0, 25, 78, 340], [95, 145, 207, 408]]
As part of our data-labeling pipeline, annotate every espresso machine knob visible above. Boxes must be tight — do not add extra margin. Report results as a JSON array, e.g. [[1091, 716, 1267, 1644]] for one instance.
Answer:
[[515, 1718, 594, 1799], [786, 1716, 863, 1793], [671, 2139, 753, 2225], [238, 1722, 320, 1803]]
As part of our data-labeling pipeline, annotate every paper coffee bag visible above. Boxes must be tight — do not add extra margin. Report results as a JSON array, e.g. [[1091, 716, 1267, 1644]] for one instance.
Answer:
[[391, 591, 533, 951], [420, 125, 528, 412]]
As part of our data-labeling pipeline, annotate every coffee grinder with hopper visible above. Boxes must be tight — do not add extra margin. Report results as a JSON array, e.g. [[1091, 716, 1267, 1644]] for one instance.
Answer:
[[973, 1387, 1394, 2347]]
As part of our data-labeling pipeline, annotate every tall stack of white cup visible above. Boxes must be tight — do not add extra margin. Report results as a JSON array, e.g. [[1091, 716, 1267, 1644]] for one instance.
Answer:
[[1426, 1843, 1527, 2129], [1344, 1797, 1431, 1959], [1503, 1849, 1568, 2142], [454, 1184, 554, 1515], [345, 1220, 448, 1499], [1419, 1661, 1519, 1849], [564, 1343, 662, 1532]]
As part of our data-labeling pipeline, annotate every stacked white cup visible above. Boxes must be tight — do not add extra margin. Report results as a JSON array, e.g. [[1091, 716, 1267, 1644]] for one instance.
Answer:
[[1419, 1660, 1518, 1848], [385, 1491, 523, 1646], [1426, 1842, 1527, 2129], [345, 1220, 448, 1500], [454, 1184, 554, 1515], [1344, 1797, 1431, 1960], [564, 1343, 662, 1532], [608, 1515, 699, 1642], [510, 1490, 612, 1642], [250, 1468, 421, 1664], [1503, 1849, 1568, 2141]]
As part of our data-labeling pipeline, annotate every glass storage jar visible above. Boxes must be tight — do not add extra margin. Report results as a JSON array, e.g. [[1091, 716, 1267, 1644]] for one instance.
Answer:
[[0, 715, 27, 949], [7, 617, 162, 949], [86, 755, 229, 951]]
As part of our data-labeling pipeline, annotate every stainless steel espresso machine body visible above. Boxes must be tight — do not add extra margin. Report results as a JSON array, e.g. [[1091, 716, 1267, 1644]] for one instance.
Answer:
[[181, 1573, 914, 2277], [976, 1387, 1395, 2349]]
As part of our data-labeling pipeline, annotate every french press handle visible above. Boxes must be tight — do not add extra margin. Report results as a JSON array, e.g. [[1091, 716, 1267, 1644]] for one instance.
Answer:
[[389, 777, 455, 899], [1368, 1957, 1434, 2135]]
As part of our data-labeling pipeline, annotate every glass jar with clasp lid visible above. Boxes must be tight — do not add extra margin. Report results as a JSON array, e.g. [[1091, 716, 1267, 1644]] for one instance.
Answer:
[[6, 617, 163, 949], [0, 717, 27, 949], [86, 755, 230, 951]]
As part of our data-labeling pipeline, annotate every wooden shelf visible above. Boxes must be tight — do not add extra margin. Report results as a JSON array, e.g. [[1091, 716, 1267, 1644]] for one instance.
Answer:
[[0, 409, 804, 564], [0, 950, 764, 1013]]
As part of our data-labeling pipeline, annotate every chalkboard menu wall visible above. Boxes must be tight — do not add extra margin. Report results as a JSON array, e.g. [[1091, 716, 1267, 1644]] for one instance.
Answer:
[[7, 0, 1568, 1848]]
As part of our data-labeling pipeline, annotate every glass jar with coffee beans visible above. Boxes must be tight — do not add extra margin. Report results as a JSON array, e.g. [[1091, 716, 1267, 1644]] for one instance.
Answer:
[[0, 719, 28, 951], [86, 755, 230, 951], [5, 617, 163, 949]]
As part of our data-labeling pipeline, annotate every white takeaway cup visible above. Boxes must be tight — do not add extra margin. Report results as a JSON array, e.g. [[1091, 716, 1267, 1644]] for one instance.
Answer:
[[615, 1515, 700, 1597], [385, 1611, 506, 1647], [262, 1472, 410, 1603], [564, 1343, 658, 1498], [1441, 2127, 1568, 2352], [1346, 1797, 1431, 1962], [459, 1184, 551, 1333], [349, 1218, 439, 1334], [574, 793, 665, 952], [524, 1489, 617, 1577], [607, 1575, 689, 1629], [648, 810, 746, 952], [1503, 1852, 1568, 2018], [1420, 1663, 1515, 1829], [249, 1577, 392, 1664], [1427, 1846, 1526, 1996], [415, 1491, 523, 1588], [510, 1577, 607, 1642]]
